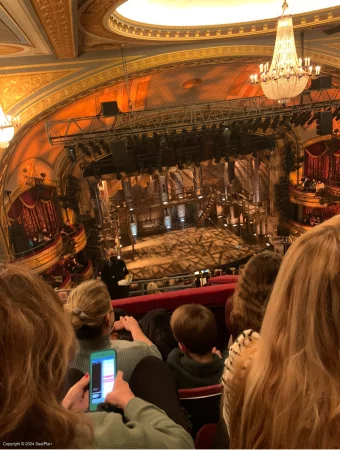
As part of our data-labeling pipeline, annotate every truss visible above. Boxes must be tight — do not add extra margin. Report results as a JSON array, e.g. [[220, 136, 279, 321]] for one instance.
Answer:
[[46, 87, 340, 145]]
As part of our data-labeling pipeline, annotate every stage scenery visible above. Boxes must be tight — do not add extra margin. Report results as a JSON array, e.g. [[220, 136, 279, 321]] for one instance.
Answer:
[[1, 0, 340, 447]]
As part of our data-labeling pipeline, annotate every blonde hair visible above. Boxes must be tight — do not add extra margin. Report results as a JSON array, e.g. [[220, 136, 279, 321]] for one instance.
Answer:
[[230, 251, 282, 338], [66, 280, 112, 339], [0, 264, 92, 447], [227, 215, 340, 448]]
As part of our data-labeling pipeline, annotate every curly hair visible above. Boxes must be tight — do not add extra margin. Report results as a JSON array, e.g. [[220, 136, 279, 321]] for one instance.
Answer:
[[230, 251, 282, 338]]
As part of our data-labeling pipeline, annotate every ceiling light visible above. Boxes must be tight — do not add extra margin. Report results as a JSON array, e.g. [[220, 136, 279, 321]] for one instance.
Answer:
[[0, 105, 19, 149], [250, 1, 320, 103]]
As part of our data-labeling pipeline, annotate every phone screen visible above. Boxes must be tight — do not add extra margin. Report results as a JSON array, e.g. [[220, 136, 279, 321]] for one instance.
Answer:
[[90, 350, 116, 410]]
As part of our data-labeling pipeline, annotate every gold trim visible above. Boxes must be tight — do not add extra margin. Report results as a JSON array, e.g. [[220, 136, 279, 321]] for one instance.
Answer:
[[30, 0, 75, 59], [14, 234, 63, 273], [107, 6, 340, 42], [303, 136, 332, 148]]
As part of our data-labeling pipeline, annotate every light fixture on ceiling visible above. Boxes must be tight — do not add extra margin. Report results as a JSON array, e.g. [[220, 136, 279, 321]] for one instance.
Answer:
[[0, 105, 20, 149], [250, 1, 321, 104]]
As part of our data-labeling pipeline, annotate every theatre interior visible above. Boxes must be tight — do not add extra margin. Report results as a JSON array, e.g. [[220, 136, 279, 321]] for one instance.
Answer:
[[2, 1, 340, 446], [0, 0, 340, 295]]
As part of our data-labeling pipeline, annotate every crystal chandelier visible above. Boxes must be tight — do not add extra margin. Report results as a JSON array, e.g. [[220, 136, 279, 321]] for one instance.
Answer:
[[250, 1, 321, 104], [0, 105, 20, 149]]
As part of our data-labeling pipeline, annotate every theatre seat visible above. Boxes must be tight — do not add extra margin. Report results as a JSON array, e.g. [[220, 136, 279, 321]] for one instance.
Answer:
[[178, 384, 222, 438], [209, 275, 239, 285], [112, 283, 237, 315]]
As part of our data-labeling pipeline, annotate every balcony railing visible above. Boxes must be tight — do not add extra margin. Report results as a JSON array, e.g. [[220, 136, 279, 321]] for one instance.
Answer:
[[14, 234, 64, 274], [289, 185, 327, 208]]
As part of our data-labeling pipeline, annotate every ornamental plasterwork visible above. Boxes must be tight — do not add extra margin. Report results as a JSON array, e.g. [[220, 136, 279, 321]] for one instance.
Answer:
[[30, 0, 75, 59], [0, 70, 74, 112], [79, 0, 340, 43]]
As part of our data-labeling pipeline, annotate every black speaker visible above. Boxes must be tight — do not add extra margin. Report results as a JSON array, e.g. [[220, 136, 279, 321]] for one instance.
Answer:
[[317, 111, 333, 135], [111, 140, 137, 174], [310, 75, 332, 90], [101, 101, 120, 116]]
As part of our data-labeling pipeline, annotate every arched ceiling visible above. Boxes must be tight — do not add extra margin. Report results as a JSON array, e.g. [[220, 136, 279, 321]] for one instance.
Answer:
[[0, 0, 340, 201], [116, 0, 340, 27]]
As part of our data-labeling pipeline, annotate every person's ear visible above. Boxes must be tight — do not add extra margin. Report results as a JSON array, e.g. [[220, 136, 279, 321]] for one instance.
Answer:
[[179, 343, 186, 353], [104, 312, 110, 325]]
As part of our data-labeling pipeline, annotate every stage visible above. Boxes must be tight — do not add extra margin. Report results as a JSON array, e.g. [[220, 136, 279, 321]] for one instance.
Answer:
[[121, 226, 265, 279]]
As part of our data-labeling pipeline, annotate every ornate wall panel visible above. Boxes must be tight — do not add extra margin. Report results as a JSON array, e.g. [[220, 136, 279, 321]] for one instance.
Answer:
[[30, 0, 76, 59]]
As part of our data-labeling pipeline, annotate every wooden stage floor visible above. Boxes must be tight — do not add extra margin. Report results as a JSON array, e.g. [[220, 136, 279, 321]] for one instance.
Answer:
[[122, 227, 264, 279]]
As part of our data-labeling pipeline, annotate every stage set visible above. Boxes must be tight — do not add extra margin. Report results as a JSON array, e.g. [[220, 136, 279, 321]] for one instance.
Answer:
[[0, 0, 340, 293]]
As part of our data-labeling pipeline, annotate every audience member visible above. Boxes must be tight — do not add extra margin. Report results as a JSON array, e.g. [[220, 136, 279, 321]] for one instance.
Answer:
[[0, 264, 193, 449], [66, 280, 162, 381], [167, 304, 223, 388], [101, 248, 131, 299], [225, 251, 282, 342], [222, 215, 340, 448]]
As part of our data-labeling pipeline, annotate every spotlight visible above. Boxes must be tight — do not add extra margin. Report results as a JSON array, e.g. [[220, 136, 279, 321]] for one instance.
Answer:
[[299, 111, 312, 126], [307, 112, 320, 126], [100, 140, 111, 155], [65, 146, 77, 163]]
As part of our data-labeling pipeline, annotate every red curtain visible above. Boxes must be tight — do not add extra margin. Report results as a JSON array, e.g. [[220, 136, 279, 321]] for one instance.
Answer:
[[8, 187, 59, 238], [304, 141, 340, 181], [304, 205, 340, 220]]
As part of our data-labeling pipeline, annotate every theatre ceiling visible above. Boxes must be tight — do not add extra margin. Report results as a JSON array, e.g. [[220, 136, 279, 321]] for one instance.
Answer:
[[0, 0, 339, 124]]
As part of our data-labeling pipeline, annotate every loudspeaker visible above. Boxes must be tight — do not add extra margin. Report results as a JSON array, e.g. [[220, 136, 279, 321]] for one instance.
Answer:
[[310, 75, 332, 90], [317, 111, 333, 135], [111, 140, 137, 174], [101, 101, 120, 116]]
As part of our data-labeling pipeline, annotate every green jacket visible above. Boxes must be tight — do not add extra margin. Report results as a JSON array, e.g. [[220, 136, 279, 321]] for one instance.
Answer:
[[88, 397, 194, 449]]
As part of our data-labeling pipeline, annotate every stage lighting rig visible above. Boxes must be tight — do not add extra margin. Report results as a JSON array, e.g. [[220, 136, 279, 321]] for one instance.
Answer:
[[77, 142, 91, 157], [99, 140, 111, 155], [89, 141, 102, 156]]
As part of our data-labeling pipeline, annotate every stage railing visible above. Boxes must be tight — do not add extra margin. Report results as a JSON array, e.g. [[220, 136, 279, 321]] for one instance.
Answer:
[[289, 185, 327, 208]]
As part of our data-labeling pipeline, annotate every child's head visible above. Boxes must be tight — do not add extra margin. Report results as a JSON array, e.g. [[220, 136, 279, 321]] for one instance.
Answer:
[[170, 303, 217, 355]]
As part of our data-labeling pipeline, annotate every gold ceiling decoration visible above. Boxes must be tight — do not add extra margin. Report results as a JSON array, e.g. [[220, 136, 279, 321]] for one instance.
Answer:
[[17, 46, 274, 125], [30, 0, 75, 59], [0, 44, 23, 55], [108, 7, 340, 42], [0, 70, 74, 112]]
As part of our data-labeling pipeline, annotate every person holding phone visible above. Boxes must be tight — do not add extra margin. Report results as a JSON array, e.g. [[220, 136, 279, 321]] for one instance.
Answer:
[[0, 264, 193, 449], [66, 279, 162, 381]]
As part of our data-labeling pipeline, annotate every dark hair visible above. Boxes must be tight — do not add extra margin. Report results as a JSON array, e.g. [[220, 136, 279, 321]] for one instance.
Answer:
[[170, 304, 217, 355]]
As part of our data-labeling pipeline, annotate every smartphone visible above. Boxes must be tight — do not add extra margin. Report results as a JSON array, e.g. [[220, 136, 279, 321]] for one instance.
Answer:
[[89, 349, 117, 412]]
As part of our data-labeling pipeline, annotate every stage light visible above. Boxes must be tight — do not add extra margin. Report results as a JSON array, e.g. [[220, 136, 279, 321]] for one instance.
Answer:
[[224, 224, 227, 227], [129, 208, 133, 211], [218, 215, 223, 218], [65, 146, 77, 163], [120, 244, 123, 247], [232, 224, 238, 227], [253, 233, 257, 236], [180, 218, 185, 222], [117, 255, 121, 259], [163, 201, 168, 205], [266, 243, 271, 246], [198, 195, 203, 199]]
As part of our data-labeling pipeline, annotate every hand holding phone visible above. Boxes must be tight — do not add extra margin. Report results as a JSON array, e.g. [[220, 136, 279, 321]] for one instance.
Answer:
[[89, 349, 117, 412], [105, 371, 135, 410], [62, 373, 90, 411]]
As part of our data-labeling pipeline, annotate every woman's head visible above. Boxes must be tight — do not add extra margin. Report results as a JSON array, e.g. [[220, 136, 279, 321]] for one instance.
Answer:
[[228, 216, 340, 448], [0, 264, 91, 447], [66, 280, 113, 340], [230, 251, 282, 337]]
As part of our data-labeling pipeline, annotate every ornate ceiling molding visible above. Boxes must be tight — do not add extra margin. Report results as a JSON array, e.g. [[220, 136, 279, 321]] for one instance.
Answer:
[[17, 46, 273, 125], [30, 0, 76, 59], [109, 8, 340, 42], [80, 0, 340, 43], [0, 69, 75, 112]]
